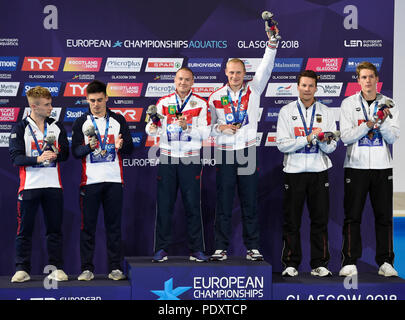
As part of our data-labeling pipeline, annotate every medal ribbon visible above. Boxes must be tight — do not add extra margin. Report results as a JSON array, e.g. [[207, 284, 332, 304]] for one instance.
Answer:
[[28, 120, 47, 155], [296, 100, 316, 137], [175, 91, 193, 114], [227, 88, 243, 123], [90, 114, 110, 151]]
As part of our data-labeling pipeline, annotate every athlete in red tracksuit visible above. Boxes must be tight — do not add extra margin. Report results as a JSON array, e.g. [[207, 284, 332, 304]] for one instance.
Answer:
[[146, 67, 211, 263]]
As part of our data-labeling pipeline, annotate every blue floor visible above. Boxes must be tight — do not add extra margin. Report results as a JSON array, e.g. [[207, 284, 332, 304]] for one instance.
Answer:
[[394, 217, 405, 278]]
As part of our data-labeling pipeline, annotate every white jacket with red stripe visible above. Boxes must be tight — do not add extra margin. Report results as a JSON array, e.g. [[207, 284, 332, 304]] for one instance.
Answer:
[[208, 45, 277, 151], [340, 92, 399, 169], [145, 91, 211, 157]]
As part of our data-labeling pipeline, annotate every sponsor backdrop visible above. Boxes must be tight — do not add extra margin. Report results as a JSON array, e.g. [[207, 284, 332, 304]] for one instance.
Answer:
[[0, 0, 394, 276]]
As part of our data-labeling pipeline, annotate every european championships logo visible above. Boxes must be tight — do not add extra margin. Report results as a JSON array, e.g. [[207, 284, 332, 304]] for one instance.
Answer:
[[151, 278, 191, 300]]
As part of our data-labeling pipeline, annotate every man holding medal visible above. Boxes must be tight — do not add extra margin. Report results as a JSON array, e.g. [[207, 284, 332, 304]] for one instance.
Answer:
[[276, 70, 337, 277], [208, 26, 279, 262], [338, 62, 399, 277], [9, 86, 69, 282], [72, 80, 133, 281], [146, 67, 211, 263]]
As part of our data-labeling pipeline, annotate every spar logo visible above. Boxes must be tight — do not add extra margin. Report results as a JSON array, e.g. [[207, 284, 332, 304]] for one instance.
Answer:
[[0, 107, 19, 122], [63, 82, 89, 97], [106, 83, 143, 97], [0, 57, 19, 71], [306, 58, 344, 72], [63, 57, 103, 72], [23, 82, 61, 97], [145, 58, 183, 72], [191, 83, 223, 97], [110, 107, 143, 122], [21, 57, 61, 71]]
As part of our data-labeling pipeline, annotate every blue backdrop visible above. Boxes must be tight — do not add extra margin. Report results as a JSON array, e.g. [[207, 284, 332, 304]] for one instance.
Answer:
[[0, 0, 395, 275]]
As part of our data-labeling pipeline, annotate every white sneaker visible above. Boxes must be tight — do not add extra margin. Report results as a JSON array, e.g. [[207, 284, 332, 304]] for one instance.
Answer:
[[282, 267, 298, 277], [210, 250, 227, 261], [48, 269, 68, 281], [311, 267, 332, 277], [339, 264, 358, 277], [108, 269, 126, 281], [77, 270, 94, 281], [11, 271, 30, 283], [378, 262, 398, 277], [246, 249, 264, 261]]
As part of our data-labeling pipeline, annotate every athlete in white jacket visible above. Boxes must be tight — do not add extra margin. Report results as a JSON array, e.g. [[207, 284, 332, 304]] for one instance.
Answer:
[[276, 70, 337, 277], [339, 62, 399, 277], [208, 27, 278, 262]]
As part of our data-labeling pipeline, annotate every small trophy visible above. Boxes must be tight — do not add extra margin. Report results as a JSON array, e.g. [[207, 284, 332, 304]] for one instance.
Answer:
[[311, 131, 341, 145], [262, 11, 281, 41], [42, 135, 58, 166], [373, 99, 394, 127], [84, 125, 103, 156], [145, 104, 164, 127]]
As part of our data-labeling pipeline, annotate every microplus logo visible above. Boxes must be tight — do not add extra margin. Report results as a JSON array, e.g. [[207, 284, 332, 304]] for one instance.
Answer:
[[104, 57, 143, 72], [0, 57, 19, 71]]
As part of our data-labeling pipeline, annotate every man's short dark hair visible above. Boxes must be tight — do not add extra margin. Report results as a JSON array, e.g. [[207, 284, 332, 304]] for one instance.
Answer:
[[86, 80, 107, 95], [297, 70, 318, 86]]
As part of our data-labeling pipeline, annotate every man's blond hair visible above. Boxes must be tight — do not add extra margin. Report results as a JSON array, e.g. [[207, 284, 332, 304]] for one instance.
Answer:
[[356, 61, 378, 78], [226, 58, 246, 73], [26, 86, 52, 106]]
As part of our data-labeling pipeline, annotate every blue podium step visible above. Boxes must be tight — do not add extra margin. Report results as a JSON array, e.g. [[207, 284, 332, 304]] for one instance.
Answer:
[[125, 256, 272, 300], [272, 272, 405, 300], [0, 275, 131, 300], [2, 259, 405, 300]]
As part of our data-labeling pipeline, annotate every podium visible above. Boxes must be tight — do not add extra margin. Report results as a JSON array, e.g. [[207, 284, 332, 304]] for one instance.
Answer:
[[0, 275, 131, 300], [125, 256, 272, 300], [272, 272, 405, 300], [1, 257, 405, 300]]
